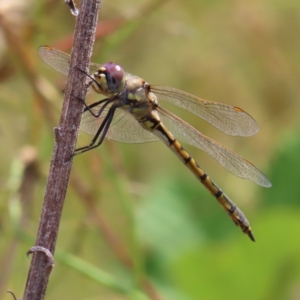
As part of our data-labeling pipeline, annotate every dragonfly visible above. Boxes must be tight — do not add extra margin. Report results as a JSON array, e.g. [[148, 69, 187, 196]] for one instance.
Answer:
[[38, 45, 271, 241]]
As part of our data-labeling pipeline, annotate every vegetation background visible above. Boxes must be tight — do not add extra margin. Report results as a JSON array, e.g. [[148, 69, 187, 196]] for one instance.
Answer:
[[0, 0, 300, 299]]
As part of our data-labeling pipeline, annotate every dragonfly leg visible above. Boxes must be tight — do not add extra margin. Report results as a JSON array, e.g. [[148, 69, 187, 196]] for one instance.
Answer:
[[69, 91, 115, 118], [83, 97, 116, 117], [73, 104, 117, 156], [74, 66, 100, 90]]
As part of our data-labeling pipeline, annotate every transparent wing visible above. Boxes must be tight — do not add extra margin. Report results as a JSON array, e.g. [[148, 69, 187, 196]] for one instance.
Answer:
[[152, 86, 259, 137], [39, 45, 269, 186], [157, 106, 271, 187], [38, 45, 101, 76], [80, 105, 159, 143]]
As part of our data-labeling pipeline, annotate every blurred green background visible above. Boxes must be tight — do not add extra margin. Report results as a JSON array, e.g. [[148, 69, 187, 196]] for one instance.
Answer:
[[1, 0, 300, 299]]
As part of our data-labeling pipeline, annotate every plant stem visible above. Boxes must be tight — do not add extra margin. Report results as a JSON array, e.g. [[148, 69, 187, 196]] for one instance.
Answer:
[[22, 1, 101, 299]]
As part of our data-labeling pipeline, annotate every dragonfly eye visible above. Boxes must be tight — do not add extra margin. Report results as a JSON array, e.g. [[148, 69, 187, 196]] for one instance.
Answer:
[[103, 62, 124, 93]]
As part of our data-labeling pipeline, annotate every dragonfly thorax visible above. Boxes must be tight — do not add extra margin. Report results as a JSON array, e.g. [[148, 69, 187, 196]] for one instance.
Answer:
[[124, 78, 158, 104], [119, 77, 158, 119], [92, 62, 125, 95]]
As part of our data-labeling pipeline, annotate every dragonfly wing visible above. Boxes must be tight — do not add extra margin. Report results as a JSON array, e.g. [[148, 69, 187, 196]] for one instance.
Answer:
[[158, 106, 271, 187], [80, 105, 159, 143], [38, 46, 101, 76], [152, 86, 259, 137]]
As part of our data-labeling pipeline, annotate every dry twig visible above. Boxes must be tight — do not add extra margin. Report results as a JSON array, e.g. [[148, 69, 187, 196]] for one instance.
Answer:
[[22, 1, 101, 299]]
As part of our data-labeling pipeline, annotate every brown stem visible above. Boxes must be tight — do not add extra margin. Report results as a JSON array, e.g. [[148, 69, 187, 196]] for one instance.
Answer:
[[21, 1, 101, 299]]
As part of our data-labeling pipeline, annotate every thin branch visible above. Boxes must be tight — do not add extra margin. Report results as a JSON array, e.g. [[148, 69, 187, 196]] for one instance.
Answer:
[[22, 1, 101, 299], [65, 0, 79, 16]]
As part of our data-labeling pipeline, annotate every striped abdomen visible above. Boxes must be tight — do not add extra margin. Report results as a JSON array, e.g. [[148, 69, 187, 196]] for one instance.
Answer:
[[153, 122, 255, 242]]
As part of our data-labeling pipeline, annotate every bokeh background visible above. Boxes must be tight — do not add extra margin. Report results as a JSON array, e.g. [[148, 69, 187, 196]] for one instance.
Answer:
[[1, 0, 300, 299]]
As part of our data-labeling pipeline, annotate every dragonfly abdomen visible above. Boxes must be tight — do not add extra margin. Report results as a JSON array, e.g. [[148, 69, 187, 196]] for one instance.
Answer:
[[153, 122, 255, 241]]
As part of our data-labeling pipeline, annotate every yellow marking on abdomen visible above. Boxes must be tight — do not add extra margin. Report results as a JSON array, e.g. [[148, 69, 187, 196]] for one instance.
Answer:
[[154, 122, 255, 241]]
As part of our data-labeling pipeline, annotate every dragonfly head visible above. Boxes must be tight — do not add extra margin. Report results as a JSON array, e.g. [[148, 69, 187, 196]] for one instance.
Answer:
[[94, 62, 125, 95]]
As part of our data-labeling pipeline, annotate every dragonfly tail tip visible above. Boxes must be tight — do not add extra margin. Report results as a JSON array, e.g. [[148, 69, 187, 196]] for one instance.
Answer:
[[248, 231, 255, 242]]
